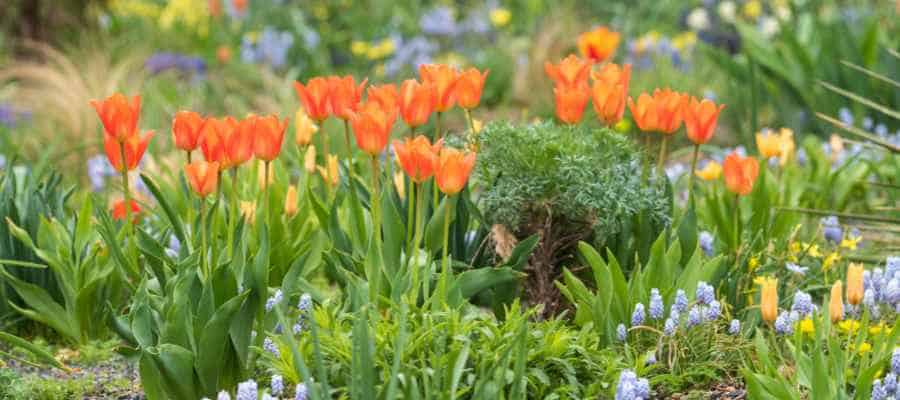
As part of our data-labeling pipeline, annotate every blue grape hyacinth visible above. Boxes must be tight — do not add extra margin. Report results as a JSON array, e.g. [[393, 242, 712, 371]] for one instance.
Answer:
[[631, 303, 646, 326], [617, 323, 628, 342], [615, 369, 650, 400], [649, 288, 664, 320], [236, 380, 258, 400]]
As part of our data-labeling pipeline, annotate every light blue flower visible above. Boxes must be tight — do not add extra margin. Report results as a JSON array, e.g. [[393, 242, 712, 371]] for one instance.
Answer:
[[839, 107, 853, 126], [786, 262, 807, 275], [863, 117, 874, 130], [821, 216, 843, 244], [236, 380, 258, 400], [271, 374, 284, 396], [774, 311, 793, 335], [420, 7, 458, 36], [295, 383, 308, 400], [617, 323, 627, 341], [791, 291, 814, 317], [696, 281, 714, 305], [265, 289, 283, 312], [663, 318, 677, 336], [263, 337, 280, 357], [893, 348, 900, 375], [699, 231, 714, 256], [631, 303, 646, 326], [298, 293, 312, 312], [217, 391, 231, 400], [615, 369, 650, 400], [728, 319, 740, 335], [875, 124, 888, 137], [673, 289, 688, 315], [871, 379, 887, 400], [687, 305, 703, 328], [884, 372, 897, 393], [705, 300, 721, 321], [649, 289, 664, 320], [646, 351, 656, 365]]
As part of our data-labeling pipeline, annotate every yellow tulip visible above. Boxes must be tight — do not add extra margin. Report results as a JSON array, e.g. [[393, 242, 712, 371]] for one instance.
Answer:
[[304, 145, 317, 173], [830, 280, 844, 323], [756, 129, 782, 158], [695, 161, 723, 181], [760, 277, 778, 324], [846, 263, 864, 305], [284, 185, 298, 217]]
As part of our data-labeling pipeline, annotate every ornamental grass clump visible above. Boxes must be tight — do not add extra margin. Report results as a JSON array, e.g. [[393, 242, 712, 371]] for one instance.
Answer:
[[475, 121, 669, 316]]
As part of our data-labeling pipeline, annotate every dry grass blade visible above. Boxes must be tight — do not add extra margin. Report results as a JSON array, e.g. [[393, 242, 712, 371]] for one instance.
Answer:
[[839, 60, 900, 90], [817, 80, 900, 121], [815, 112, 900, 153]]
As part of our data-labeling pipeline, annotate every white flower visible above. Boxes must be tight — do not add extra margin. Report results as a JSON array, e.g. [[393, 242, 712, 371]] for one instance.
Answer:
[[775, 5, 792, 22], [687, 8, 711, 31], [718, 1, 737, 23], [759, 16, 780, 39]]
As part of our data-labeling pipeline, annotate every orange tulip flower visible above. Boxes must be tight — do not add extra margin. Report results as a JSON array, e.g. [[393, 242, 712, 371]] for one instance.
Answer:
[[830, 280, 844, 323], [399, 79, 437, 128], [328, 75, 367, 120], [544, 54, 591, 90], [184, 160, 220, 197], [577, 26, 621, 63], [367, 84, 400, 121], [756, 129, 782, 159], [293, 77, 332, 122], [172, 111, 205, 152], [350, 102, 395, 156], [684, 97, 725, 145], [253, 114, 288, 162], [591, 63, 631, 126], [454, 68, 489, 110], [294, 109, 318, 147], [112, 199, 141, 222], [846, 263, 864, 306], [554, 85, 590, 125], [104, 131, 154, 172], [628, 94, 659, 132], [393, 135, 441, 183], [222, 116, 255, 169], [91, 93, 142, 142], [436, 148, 476, 195], [198, 117, 232, 165], [723, 151, 759, 196], [419, 64, 460, 112], [759, 277, 778, 324], [653, 88, 688, 134]]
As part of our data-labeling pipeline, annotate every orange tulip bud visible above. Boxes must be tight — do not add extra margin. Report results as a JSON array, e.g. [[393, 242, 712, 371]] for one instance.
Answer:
[[419, 63, 460, 112], [304, 145, 317, 173], [846, 263, 864, 306], [393, 135, 441, 183], [627, 94, 658, 132], [253, 115, 288, 162], [172, 111, 205, 152], [577, 26, 621, 63], [198, 117, 230, 165], [317, 155, 340, 187], [367, 84, 400, 121], [684, 97, 725, 145], [328, 75, 367, 120], [104, 131, 154, 172], [830, 280, 844, 323], [553, 85, 590, 125], [591, 63, 630, 126], [293, 77, 332, 122], [723, 151, 759, 196], [436, 148, 476, 195], [184, 160, 220, 197], [111, 199, 141, 222], [544, 54, 591, 90], [759, 277, 778, 324], [455, 68, 489, 110], [350, 102, 395, 156], [652, 88, 688, 134], [399, 79, 436, 128], [295, 109, 318, 147], [91, 93, 141, 142], [284, 185, 298, 217], [756, 129, 782, 159]]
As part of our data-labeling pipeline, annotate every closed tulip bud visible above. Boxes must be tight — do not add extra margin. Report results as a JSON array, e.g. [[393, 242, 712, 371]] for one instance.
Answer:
[[544, 54, 591, 90], [393, 135, 441, 183], [759, 277, 778, 324], [830, 280, 844, 322], [317, 155, 340, 187], [240, 201, 256, 223], [172, 111, 205, 151], [293, 77, 332, 123], [111, 199, 141, 223], [553, 85, 590, 125], [393, 172, 405, 200], [577, 26, 621, 63], [695, 161, 723, 181], [328, 75, 367, 120], [253, 114, 288, 162], [91, 93, 141, 142], [723, 151, 759, 196], [104, 131, 154, 172], [455, 68, 489, 110], [591, 63, 630, 126], [777, 128, 795, 166], [367, 84, 400, 121], [304, 145, 317, 173], [284, 185, 298, 217], [223, 116, 254, 169], [184, 160, 220, 197], [350, 102, 395, 156], [653, 88, 688, 134], [294, 109, 318, 147], [756, 129, 782, 159], [399, 79, 437, 128], [846, 263, 864, 306], [436, 148, 476, 196], [684, 97, 725, 145], [419, 64, 460, 112]]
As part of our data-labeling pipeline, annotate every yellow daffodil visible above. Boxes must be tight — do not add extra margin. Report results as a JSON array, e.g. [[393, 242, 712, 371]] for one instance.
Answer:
[[858, 342, 872, 355], [696, 161, 723, 181], [490, 8, 511, 27], [672, 32, 697, 51], [799, 318, 814, 335], [742, 0, 762, 20], [822, 252, 841, 271], [840, 236, 861, 250], [351, 41, 370, 57], [837, 320, 860, 334]]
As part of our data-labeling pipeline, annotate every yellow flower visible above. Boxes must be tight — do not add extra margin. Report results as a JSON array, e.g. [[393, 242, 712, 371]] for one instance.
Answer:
[[696, 161, 723, 181], [799, 318, 814, 335], [158, 0, 209, 36], [472, 119, 483, 133], [743, 0, 762, 20], [748, 256, 760, 272], [858, 342, 872, 355], [822, 252, 841, 271], [672, 32, 697, 51], [756, 129, 782, 158], [777, 128, 795, 166], [351, 41, 370, 57], [869, 322, 886, 336], [366, 38, 396, 60], [614, 118, 632, 133], [490, 8, 511, 27], [837, 320, 860, 334], [240, 201, 256, 223], [840, 236, 861, 250]]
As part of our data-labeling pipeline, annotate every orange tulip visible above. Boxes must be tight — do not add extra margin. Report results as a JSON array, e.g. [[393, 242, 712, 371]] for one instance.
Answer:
[[436, 148, 476, 195], [684, 97, 725, 145], [222, 116, 255, 169], [759, 277, 778, 324], [399, 79, 437, 128], [393, 135, 441, 183], [184, 160, 220, 197], [253, 115, 288, 162], [846, 263, 864, 306], [294, 109, 318, 147], [328, 75, 367, 120], [318, 155, 340, 187], [454, 68, 489, 110], [104, 131, 154, 172], [544, 54, 591, 90], [577, 26, 621, 63], [627, 93, 659, 132], [419, 64, 460, 112], [830, 280, 844, 323], [554, 85, 590, 125], [112, 199, 141, 222], [198, 117, 233, 165], [723, 152, 759, 196], [172, 111, 205, 152], [304, 145, 317, 173], [293, 77, 332, 122], [350, 102, 395, 156], [367, 84, 400, 121], [91, 93, 142, 142], [653, 88, 688, 134], [591, 63, 631, 126], [756, 129, 782, 159]]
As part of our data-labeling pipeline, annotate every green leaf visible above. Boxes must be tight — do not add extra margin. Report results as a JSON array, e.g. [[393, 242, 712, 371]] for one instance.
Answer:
[[424, 196, 457, 253], [141, 174, 187, 244], [154, 344, 198, 400], [447, 267, 524, 307], [139, 351, 167, 400], [0, 331, 70, 371], [197, 290, 249, 394], [0, 267, 79, 342]]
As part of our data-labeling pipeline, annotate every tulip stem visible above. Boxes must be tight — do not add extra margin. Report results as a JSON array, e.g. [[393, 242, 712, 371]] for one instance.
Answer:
[[185, 151, 194, 245], [464, 109, 474, 134], [370, 155, 382, 300], [227, 168, 238, 261], [656, 135, 669, 175], [433, 113, 442, 211], [211, 169, 223, 270], [264, 161, 271, 226], [438, 195, 452, 307], [320, 120, 329, 166], [733, 194, 741, 253], [406, 179, 415, 257], [641, 134, 650, 185], [200, 199, 207, 280], [410, 183, 426, 304], [687, 144, 700, 206], [343, 120, 355, 178], [119, 142, 137, 272]]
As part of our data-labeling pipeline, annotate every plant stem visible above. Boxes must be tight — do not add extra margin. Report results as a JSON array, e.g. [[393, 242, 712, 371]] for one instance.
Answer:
[[687, 143, 700, 205], [410, 182, 426, 304], [464, 109, 474, 134], [185, 151, 194, 244], [321, 120, 329, 165], [200, 199, 207, 280], [227, 168, 238, 260], [343, 120, 355, 178], [264, 161, 271, 226], [406, 179, 415, 257], [119, 142, 136, 270], [438, 196, 452, 307], [370, 155, 382, 299], [734, 194, 741, 253], [641, 133, 651, 184], [433, 112, 442, 211], [657, 135, 669, 174]]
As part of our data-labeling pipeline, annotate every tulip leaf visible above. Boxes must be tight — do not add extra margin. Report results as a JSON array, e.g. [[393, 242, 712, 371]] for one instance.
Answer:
[[424, 195, 457, 253], [141, 173, 187, 245], [447, 266, 524, 307], [0, 331, 70, 371]]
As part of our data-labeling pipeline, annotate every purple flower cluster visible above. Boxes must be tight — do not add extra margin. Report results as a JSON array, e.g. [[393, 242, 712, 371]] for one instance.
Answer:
[[293, 293, 313, 334], [615, 369, 651, 400], [145, 52, 206, 76], [862, 257, 900, 318], [871, 350, 900, 400], [699, 231, 715, 256], [0, 104, 30, 128], [242, 27, 295, 69], [236, 379, 258, 400], [821, 216, 843, 244]]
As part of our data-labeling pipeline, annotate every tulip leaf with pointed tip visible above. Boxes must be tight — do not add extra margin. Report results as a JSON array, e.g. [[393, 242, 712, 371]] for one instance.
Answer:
[[446, 266, 524, 307], [424, 195, 457, 253], [141, 173, 186, 245], [381, 189, 405, 279], [0, 331, 70, 371]]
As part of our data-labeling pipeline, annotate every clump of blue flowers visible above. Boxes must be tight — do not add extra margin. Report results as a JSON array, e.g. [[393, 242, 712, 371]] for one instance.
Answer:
[[615, 369, 651, 400]]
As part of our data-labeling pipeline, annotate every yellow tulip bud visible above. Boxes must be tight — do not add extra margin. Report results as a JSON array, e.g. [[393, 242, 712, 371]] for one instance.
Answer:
[[760, 277, 778, 324], [304, 145, 317, 173], [830, 280, 844, 323], [284, 185, 298, 217], [846, 263, 864, 306]]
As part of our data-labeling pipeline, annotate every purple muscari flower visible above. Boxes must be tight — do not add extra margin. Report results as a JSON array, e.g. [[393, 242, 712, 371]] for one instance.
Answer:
[[699, 231, 714, 256], [822, 216, 843, 244], [871, 379, 887, 400], [884, 373, 897, 393], [665, 162, 687, 181], [888, 257, 900, 278], [165, 235, 180, 258], [236, 380, 258, 400], [217, 391, 231, 400], [295, 383, 308, 400], [462, 12, 490, 35], [420, 7, 458, 36], [839, 107, 853, 126], [617, 323, 627, 341], [687, 305, 703, 327], [87, 155, 116, 191], [705, 300, 721, 321], [863, 117, 874, 130], [875, 124, 888, 137], [791, 291, 814, 317], [293, 321, 306, 335], [631, 303, 646, 326], [885, 279, 900, 304], [774, 311, 793, 335], [615, 369, 650, 400], [796, 148, 808, 165], [646, 352, 656, 365], [271, 374, 284, 396], [298, 293, 312, 312], [649, 289, 664, 320], [728, 319, 740, 335], [673, 289, 688, 315], [892, 349, 900, 375], [145, 52, 206, 76], [863, 288, 877, 309], [258, 27, 294, 68], [664, 318, 677, 336], [696, 282, 715, 305], [265, 289, 283, 312], [263, 337, 280, 357], [786, 262, 808, 275]]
